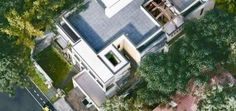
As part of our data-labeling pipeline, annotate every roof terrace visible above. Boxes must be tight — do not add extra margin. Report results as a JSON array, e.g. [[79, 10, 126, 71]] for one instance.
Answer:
[[67, 0, 159, 53]]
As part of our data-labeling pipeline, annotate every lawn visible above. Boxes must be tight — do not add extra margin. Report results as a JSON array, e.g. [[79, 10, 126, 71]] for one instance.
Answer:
[[28, 71, 49, 93], [35, 46, 71, 88]]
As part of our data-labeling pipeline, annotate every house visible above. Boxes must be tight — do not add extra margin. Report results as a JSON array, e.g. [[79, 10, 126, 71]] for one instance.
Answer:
[[55, 0, 214, 110]]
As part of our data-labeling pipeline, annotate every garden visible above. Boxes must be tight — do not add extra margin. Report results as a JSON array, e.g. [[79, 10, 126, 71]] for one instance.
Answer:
[[35, 45, 72, 91]]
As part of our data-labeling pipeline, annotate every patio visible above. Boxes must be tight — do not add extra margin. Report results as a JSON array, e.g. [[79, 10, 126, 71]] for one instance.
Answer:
[[67, 0, 159, 52], [66, 88, 97, 111]]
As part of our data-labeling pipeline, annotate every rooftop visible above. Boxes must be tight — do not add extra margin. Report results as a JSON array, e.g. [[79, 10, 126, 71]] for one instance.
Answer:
[[168, 0, 196, 12], [101, 0, 119, 7], [66, 88, 96, 111], [67, 0, 159, 52], [73, 40, 113, 83], [74, 71, 106, 107], [53, 97, 74, 111]]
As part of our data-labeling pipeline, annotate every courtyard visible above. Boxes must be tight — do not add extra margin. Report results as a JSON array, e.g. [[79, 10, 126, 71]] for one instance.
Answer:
[[35, 45, 74, 92]]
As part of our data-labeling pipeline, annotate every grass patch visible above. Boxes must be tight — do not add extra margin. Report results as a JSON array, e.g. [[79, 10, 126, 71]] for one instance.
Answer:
[[35, 46, 71, 87], [28, 71, 49, 93], [63, 80, 73, 93]]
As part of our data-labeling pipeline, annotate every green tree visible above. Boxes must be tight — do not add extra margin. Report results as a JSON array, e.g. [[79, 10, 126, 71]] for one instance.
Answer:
[[0, 0, 86, 48], [215, 0, 236, 13], [103, 96, 144, 111], [0, 34, 32, 96], [198, 85, 236, 110], [1, 9, 43, 47], [136, 85, 170, 106], [0, 56, 30, 96], [136, 10, 236, 106], [103, 96, 130, 111]]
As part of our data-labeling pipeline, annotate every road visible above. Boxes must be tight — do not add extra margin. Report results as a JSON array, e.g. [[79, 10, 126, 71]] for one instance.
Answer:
[[26, 83, 56, 111], [0, 79, 56, 111], [0, 88, 41, 111]]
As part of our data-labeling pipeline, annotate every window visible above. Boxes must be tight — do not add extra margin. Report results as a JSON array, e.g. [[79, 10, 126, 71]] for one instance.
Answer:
[[106, 84, 115, 91], [61, 23, 80, 43], [200, 8, 204, 16], [81, 62, 88, 69], [97, 80, 103, 88], [105, 51, 121, 66], [74, 55, 80, 62], [89, 71, 96, 79]]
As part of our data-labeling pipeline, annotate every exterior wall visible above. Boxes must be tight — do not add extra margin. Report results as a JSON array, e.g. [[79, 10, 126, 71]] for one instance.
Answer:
[[186, 0, 215, 19], [71, 48, 107, 91], [56, 24, 74, 45], [180, 0, 201, 14], [114, 63, 130, 82], [113, 35, 141, 63]]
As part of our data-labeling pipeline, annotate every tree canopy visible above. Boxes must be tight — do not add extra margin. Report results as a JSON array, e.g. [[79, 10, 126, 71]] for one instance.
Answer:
[[136, 10, 236, 106], [0, 0, 85, 48], [198, 85, 236, 110], [0, 34, 32, 96], [0, 0, 85, 96], [103, 96, 145, 111], [215, 0, 236, 14]]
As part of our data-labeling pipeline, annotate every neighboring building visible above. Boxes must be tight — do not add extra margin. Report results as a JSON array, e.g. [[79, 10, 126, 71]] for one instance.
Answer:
[[55, 0, 214, 110]]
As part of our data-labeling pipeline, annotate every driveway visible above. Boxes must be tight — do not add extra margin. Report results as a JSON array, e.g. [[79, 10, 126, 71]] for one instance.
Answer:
[[0, 88, 41, 111]]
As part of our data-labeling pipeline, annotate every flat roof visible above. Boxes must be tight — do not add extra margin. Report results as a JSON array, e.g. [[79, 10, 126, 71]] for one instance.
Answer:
[[168, 0, 196, 12], [67, 0, 159, 52], [74, 71, 106, 107], [98, 43, 129, 73], [101, 0, 119, 7], [73, 40, 114, 83]]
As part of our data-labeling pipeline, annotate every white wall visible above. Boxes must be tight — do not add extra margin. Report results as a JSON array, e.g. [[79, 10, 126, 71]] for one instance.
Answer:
[[186, 0, 215, 19], [113, 35, 141, 63]]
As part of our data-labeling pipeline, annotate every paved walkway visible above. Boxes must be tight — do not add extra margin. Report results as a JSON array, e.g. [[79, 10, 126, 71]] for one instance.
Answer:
[[45, 87, 58, 101]]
